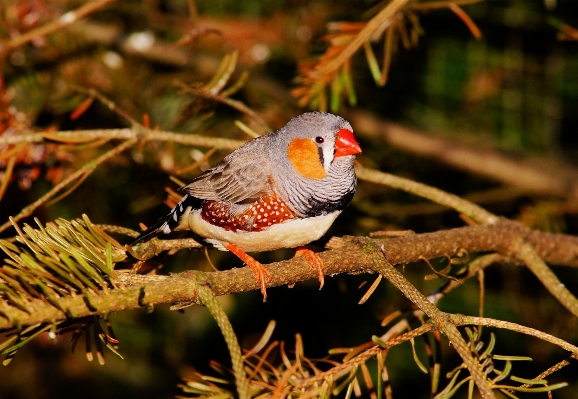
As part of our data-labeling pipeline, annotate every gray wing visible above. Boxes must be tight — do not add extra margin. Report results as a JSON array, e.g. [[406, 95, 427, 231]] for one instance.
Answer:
[[180, 140, 272, 204]]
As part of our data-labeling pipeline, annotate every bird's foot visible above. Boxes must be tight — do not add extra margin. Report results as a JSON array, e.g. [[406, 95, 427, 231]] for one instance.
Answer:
[[225, 243, 272, 301], [295, 246, 325, 290]]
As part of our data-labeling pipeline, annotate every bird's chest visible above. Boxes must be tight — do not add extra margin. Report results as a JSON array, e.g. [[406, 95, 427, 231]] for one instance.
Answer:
[[200, 194, 299, 232]]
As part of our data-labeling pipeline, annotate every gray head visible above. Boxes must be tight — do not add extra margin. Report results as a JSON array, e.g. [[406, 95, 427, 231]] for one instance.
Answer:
[[270, 112, 361, 178]]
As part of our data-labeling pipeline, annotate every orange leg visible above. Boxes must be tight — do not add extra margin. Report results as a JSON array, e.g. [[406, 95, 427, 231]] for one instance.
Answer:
[[225, 243, 273, 302], [295, 246, 325, 290]]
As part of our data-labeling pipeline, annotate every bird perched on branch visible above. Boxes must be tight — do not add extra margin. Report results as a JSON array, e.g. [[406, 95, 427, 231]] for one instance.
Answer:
[[133, 112, 361, 300]]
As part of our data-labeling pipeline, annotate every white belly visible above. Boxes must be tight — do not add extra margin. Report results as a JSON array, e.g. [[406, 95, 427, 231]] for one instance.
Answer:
[[186, 210, 341, 252]]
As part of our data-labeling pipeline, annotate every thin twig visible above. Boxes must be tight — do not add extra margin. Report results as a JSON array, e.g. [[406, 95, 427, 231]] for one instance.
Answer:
[[69, 86, 143, 128], [294, 325, 431, 390], [355, 165, 499, 224], [175, 81, 271, 133], [0, 154, 16, 202], [0, 139, 137, 234], [513, 239, 578, 318], [0, 0, 116, 55], [0, 128, 244, 149], [319, 0, 411, 76], [349, 111, 577, 199], [516, 355, 578, 390], [429, 254, 506, 305], [410, 0, 484, 11], [357, 165, 578, 319], [450, 315, 578, 354], [196, 280, 250, 399], [96, 224, 141, 237], [368, 240, 495, 398], [294, 314, 578, 391]]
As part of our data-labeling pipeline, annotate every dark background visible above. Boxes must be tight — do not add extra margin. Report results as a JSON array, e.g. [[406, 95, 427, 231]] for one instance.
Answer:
[[1, 1, 577, 398]]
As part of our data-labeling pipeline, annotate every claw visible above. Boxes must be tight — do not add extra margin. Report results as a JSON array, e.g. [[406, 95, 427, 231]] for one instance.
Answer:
[[225, 243, 272, 301], [295, 246, 325, 290]]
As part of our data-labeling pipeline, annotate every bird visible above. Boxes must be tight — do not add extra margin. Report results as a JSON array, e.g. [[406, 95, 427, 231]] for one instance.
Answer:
[[132, 112, 361, 301]]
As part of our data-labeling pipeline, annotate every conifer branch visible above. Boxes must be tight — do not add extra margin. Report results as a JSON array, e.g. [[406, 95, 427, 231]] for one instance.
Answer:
[[2, 219, 577, 331]]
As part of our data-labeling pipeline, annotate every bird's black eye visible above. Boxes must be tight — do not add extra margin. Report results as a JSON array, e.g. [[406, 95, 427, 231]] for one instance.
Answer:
[[315, 136, 324, 144]]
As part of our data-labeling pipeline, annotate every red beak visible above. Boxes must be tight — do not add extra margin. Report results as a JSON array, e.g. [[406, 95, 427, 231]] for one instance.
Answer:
[[334, 129, 362, 157]]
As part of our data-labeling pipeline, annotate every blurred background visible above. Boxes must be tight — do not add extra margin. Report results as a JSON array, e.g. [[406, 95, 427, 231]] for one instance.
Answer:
[[1, 0, 577, 398]]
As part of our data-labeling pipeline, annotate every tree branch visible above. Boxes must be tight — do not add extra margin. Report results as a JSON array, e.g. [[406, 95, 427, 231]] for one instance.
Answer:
[[0, 128, 245, 149], [0, 0, 116, 56], [2, 220, 577, 330], [358, 238, 494, 397], [355, 165, 499, 224], [349, 110, 578, 200], [0, 139, 138, 233]]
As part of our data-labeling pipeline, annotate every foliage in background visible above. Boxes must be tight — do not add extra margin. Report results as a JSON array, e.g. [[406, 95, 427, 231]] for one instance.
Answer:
[[1, 0, 578, 399]]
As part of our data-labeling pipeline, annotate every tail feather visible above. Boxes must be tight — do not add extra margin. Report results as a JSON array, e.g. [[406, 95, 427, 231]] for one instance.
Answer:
[[132, 194, 202, 245]]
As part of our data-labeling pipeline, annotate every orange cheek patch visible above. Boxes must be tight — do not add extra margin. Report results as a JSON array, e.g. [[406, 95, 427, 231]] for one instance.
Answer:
[[287, 138, 326, 180]]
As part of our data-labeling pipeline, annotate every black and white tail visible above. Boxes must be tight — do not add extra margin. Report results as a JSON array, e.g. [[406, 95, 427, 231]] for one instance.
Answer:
[[132, 194, 202, 245]]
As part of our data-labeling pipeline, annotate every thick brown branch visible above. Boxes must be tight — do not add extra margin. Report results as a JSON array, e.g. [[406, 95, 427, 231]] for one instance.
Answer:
[[1, 221, 577, 330]]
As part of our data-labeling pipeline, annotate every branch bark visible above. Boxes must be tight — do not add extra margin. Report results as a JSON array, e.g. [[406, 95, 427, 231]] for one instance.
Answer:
[[2, 220, 577, 330], [0, 128, 245, 149]]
